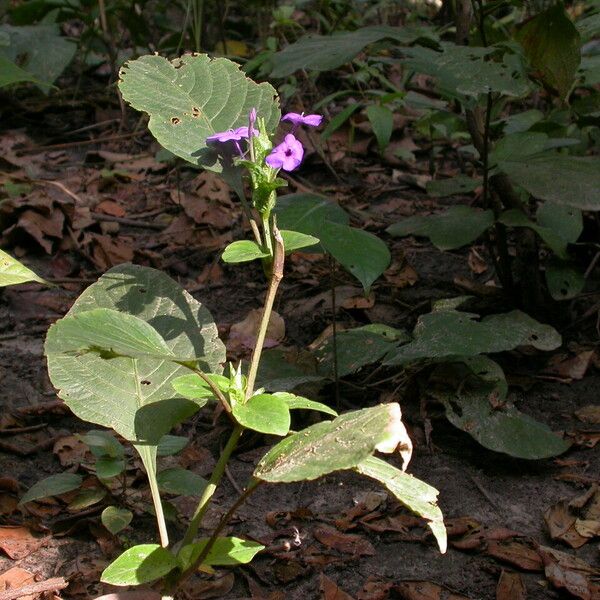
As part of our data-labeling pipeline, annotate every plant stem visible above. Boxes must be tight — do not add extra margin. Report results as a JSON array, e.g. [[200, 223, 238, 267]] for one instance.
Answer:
[[261, 213, 273, 256], [178, 479, 263, 587], [245, 224, 285, 400], [177, 363, 231, 415], [180, 425, 243, 547], [328, 255, 341, 411]]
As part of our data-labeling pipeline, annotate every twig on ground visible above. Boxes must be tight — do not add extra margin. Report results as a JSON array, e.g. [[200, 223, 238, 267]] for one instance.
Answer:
[[0, 577, 68, 600]]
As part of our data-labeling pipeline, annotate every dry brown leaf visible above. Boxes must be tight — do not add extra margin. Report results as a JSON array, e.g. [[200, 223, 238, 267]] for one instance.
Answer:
[[95, 200, 126, 218], [90, 234, 134, 270], [544, 500, 588, 548], [566, 430, 600, 449], [320, 573, 356, 600], [495, 571, 526, 600], [384, 261, 418, 288], [53, 435, 89, 467], [545, 351, 595, 381], [356, 577, 392, 600], [286, 286, 374, 315], [394, 581, 471, 600], [538, 545, 600, 600], [228, 309, 285, 351], [451, 526, 520, 551], [574, 405, 600, 424], [313, 525, 375, 557], [468, 247, 488, 274], [0, 526, 46, 559], [486, 540, 543, 572], [0, 566, 36, 600]]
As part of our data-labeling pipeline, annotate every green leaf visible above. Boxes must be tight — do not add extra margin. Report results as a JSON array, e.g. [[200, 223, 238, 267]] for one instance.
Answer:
[[498, 209, 569, 259], [0, 249, 48, 286], [516, 3, 581, 100], [270, 25, 438, 77], [256, 348, 326, 392], [0, 55, 41, 88], [0, 24, 76, 90], [46, 308, 175, 361], [322, 103, 362, 141], [45, 264, 225, 444], [274, 193, 349, 254], [320, 221, 390, 293], [366, 104, 393, 153], [102, 506, 133, 534], [387, 206, 494, 250], [313, 325, 409, 378], [157, 435, 189, 457], [280, 230, 320, 253], [233, 393, 291, 436], [68, 488, 106, 511], [384, 309, 561, 366], [118, 54, 280, 169], [545, 261, 585, 300], [171, 373, 229, 401], [178, 537, 264, 569], [434, 382, 571, 459], [254, 403, 409, 483], [536, 202, 583, 244], [355, 456, 446, 553], [80, 430, 125, 458], [401, 43, 530, 98], [272, 392, 338, 417], [156, 468, 207, 496], [222, 240, 269, 264], [20, 473, 82, 505], [426, 175, 481, 198], [499, 155, 600, 210], [100, 544, 178, 585], [96, 457, 126, 479]]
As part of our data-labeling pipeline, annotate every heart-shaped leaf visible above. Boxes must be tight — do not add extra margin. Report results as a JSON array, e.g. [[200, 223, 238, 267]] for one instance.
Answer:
[[118, 54, 280, 169], [232, 393, 291, 436], [102, 506, 134, 534]]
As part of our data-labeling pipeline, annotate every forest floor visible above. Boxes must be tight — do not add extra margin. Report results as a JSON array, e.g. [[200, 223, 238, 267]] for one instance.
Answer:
[[0, 89, 599, 600]]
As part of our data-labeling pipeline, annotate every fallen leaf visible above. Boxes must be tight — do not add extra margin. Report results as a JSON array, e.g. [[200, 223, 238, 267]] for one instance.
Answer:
[[538, 545, 600, 599], [95, 200, 126, 218], [90, 234, 134, 270], [566, 430, 600, 449], [320, 573, 355, 600], [486, 540, 543, 572], [393, 580, 471, 600], [383, 261, 418, 288], [574, 405, 600, 424], [544, 500, 588, 548], [356, 577, 392, 600], [496, 571, 526, 600], [468, 247, 488, 274], [228, 309, 285, 351], [313, 525, 375, 557], [0, 526, 46, 559], [545, 351, 595, 381], [452, 526, 520, 551], [0, 566, 36, 600], [53, 435, 89, 467]]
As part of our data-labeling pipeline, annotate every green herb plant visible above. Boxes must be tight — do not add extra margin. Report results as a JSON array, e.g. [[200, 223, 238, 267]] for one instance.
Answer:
[[32, 55, 446, 597]]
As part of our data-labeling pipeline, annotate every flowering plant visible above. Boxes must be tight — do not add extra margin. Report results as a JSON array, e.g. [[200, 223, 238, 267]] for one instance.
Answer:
[[36, 54, 446, 598]]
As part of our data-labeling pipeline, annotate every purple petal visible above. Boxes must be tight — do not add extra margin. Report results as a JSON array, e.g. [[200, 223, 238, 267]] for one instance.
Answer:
[[302, 114, 323, 127], [266, 134, 304, 171], [281, 112, 323, 127], [281, 112, 304, 125]]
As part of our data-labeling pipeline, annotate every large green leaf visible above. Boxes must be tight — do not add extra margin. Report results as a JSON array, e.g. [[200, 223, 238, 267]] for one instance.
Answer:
[[254, 403, 410, 483], [0, 249, 48, 286], [46, 308, 175, 361], [432, 381, 571, 459], [516, 3, 581, 100], [536, 202, 583, 244], [0, 55, 41, 88], [101, 544, 178, 585], [384, 309, 561, 366], [45, 264, 225, 443], [178, 537, 264, 569], [20, 473, 82, 505], [274, 193, 349, 253], [156, 468, 207, 496], [118, 54, 280, 169], [313, 325, 409, 377], [355, 456, 446, 553], [499, 155, 600, 210], [270, 25, 438, 77], [401, 43, 530, 98], [319, 221, 390, 293], [387, 206, 494, 250]]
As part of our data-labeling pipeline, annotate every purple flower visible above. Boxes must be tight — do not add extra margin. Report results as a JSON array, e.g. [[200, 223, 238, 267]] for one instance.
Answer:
[[266, 134, 304, 171], [206, 126, 257, 143], [281, 112, 323, 128]]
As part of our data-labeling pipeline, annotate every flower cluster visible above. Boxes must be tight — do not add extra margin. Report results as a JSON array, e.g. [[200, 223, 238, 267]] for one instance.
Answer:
[[206, 111, 323, 173]]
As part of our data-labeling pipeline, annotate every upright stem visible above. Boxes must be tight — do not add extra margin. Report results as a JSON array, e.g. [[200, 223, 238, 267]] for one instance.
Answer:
[[328, 255, 340, 411], [245, 224, 285, 400], [180, 425, 243, 547]]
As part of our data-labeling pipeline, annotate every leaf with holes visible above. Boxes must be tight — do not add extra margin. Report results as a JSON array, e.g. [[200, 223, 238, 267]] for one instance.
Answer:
[[118, 54, 280, 169], [387, 206, 494, 250], [384, 309, 561, 366], [254, 403, 411, 483], [545, 261, 585, 301]]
